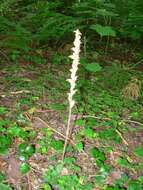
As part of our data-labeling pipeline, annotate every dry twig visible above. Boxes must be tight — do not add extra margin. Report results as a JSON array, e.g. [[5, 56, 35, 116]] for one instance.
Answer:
[[33, 117, 88, 157], [115, 129, 128, 145], [10, 90, 31, 95], [82, 115, 143, 126]]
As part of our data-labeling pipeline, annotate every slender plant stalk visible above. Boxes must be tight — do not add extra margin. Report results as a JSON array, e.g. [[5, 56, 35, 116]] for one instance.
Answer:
[[62, 29, 82, 160]]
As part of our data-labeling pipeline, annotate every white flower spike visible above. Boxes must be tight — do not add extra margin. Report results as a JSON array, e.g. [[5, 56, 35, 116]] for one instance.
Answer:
[[62, 29, 82, 160]]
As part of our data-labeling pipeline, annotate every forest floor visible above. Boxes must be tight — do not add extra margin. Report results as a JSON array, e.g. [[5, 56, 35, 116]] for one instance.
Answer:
[[0, 53, 143, 190]]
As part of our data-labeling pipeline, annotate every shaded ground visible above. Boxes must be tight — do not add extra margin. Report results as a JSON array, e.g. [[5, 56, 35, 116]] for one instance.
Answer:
[[0, 59, 143, 189]]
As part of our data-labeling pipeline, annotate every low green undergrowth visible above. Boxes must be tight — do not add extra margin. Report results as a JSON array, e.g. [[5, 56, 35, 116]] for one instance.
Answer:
[[0, 61, 143, 189]]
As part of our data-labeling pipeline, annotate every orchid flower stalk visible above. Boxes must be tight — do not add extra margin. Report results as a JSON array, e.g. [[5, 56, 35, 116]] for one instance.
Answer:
[[62, 29, 82, 160]]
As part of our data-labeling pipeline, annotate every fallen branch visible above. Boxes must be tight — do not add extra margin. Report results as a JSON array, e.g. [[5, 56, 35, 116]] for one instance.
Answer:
[[29, 116, 88, 157], [82, 115, 110, 121], [115, 129, 128, 145], [10, 90, 31, 95], [82, 115, 143, 126], [27, 173, 32, 190], [33, 116, 73, 144], [122, 119, 143, 126], [35, 109, 55, 113]]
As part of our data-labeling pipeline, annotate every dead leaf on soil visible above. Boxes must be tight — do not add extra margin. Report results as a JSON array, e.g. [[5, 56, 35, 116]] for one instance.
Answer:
[[0, 157, 7, 171], [109, 151, 121, 167], [61, 167, 69, 175], [106, 170, 122, 185], [92, 188, 100, 190], [32, 117, 46, 129], [6, 157, 22, 184]]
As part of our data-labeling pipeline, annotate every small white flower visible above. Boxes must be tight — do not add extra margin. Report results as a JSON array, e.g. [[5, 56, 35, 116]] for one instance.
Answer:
[[67, 29, 81, 108]]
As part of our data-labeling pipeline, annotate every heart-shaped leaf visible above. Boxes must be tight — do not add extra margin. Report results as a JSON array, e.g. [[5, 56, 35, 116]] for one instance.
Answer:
[[20, 163, 30, 174], [90, 147, 106, 162], [90, 24, 116, 37], [76, 142, 84, 152], [52, 140, 63, 151], [85, 63, 102, 73]]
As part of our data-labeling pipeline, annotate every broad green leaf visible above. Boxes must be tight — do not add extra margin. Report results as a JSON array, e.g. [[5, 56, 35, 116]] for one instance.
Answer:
[[18, 144, 35, 160], [0, 183, 12, 190], [130, 31, 141, 40], [105, 187, 121, 190], [20, 163, 30, 174], [19, 131, 29, 139], [0, 126, 6, 133], [19, 154, 29, 161], [40, 146, 47, 154], [64, 157, 76, 164], [117, 158, 130, 168], [130, 112, 140, 120], [0, 120, 8, 127], [0, 135, 12, 154], [94, 175, 105, 184], [52, 140, 63, 151], [90, 24, 116, 37], [84, 127, 94, 139], [99, 128, 121, 143], [85, 63, 102, 73], [100, 164, 110, 176], [76, 142, 84, 152], [90, 147, 106, 163], [17, 114, 28, 124], [8, 124, 22, 136], [18, 143, 27, 153], [75, 119, 85, 126], [0, 107, 7, 115], [25, 145, 35, 155], [127, 180, 142, 190], [43, 184, 52, 190], [0, 172, 5, 182], [50, 104, 65, 111], [138, 176, 143, 182], [134, 146, 143, 157], [66, 144, 74, 152]]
